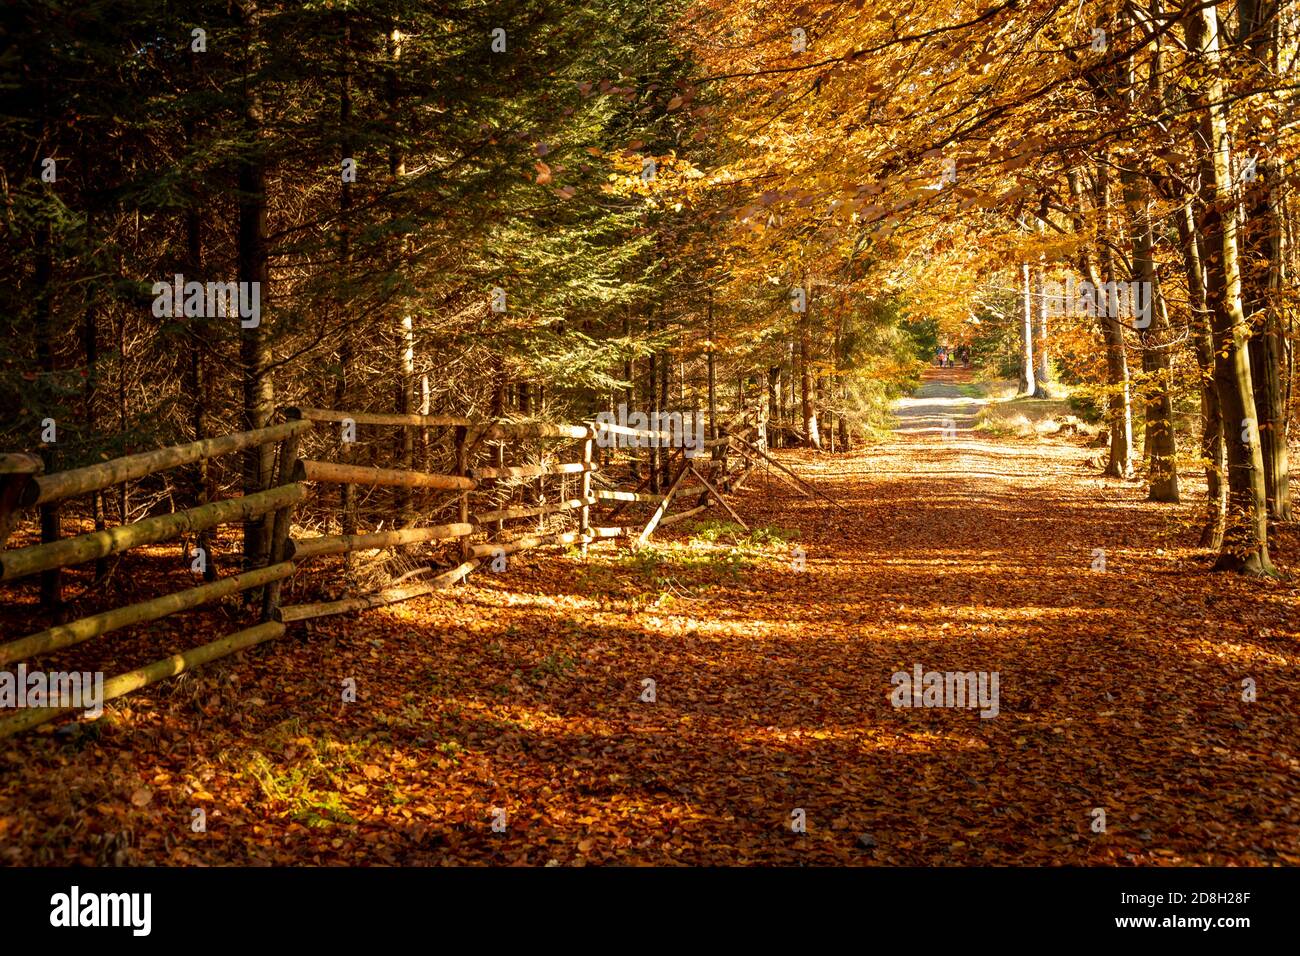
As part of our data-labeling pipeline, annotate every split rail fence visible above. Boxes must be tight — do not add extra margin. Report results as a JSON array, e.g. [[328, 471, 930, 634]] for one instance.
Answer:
[[0, 406, 832, 737]]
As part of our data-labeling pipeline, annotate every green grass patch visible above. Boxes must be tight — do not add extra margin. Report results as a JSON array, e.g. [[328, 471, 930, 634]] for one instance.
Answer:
[[243, 729, 372, 829], [976, 393, 1096, 439], [586, 522, 799, 605]]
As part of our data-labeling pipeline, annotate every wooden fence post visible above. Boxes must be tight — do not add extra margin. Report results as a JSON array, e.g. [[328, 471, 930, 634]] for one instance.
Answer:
[[0, 454, 42, 550], [493, 438, 505, 536], [263, 411, 304, 620], [700, 436, 726, 507], [579, 433, 593, 555], [455, 425, 470, 562]]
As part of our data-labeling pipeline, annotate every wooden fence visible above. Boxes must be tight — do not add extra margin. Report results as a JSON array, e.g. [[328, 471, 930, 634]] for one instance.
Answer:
[[0, 406, 816, 738]]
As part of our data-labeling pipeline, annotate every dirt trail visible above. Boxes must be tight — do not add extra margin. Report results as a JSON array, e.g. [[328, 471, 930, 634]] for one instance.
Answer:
[[892, 366, 985, 434], [3, 369, 1298, 866]]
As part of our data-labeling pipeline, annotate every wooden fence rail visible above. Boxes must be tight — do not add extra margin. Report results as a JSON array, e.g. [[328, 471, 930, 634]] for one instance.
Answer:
[[0, 562, 294, 667], [19, 421, 310, 509], [293, 523, 472, 560], [292, 407, 473, 428], [299, 460, 475, 491], [468, 461, 596, 480], [0, 621, 285, 739], [0, 483, 305, 582]]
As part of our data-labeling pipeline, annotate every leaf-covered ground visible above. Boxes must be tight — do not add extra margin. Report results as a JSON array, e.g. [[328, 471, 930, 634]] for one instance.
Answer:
[[3, 368, 1299, 865]]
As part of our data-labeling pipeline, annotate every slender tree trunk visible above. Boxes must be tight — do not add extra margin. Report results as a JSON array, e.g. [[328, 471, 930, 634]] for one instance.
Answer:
[[1188, 5, 1274, 574], [622, 309, 636, 480], [799, 279, 820, 448], [1034, 266, 1051, 395], [706, 294, 717, 440], [83, 290, 107, 583], [115, 274, 129, 530], [658, 312, 670, 484], [1176, 200, 1226, 547], [1072, 164, 1134, 478], [34, 218, 63, 616], [387, 24, 416, 522], [837, 290, 851, 451], [335, 11, 357, 539], [1121, 167, 1179, 501], [766, 365, 779, 438], [181, 131, 218, 581], [837, 382, 850, 451], [815, 372, 829, 450], [647, 313, 659, 493], [1019, 263, 1038, 396], [237, 0, 275, 573], [1239, 0, 1292, 520], [784, 338, 794, 426]]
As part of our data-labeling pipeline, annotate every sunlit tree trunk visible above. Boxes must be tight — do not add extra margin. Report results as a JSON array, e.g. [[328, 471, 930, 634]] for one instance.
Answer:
[[1018, 263, 1037, 396], [706, 292, 717, 441], [1034, 266, 1051, 395], [1187, 5, 1274, 574], [1122, 167, 1178, 501], [1175, 200, 1227, 547], [658, 304, 670, 485], [388, 24, 416, 522], [799, 279, 820, 448], [766, 365, 779, 437], [1068, 166, 1133, 478]]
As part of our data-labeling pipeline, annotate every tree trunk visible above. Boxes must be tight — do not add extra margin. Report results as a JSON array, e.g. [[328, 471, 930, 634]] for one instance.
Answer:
[[1239, 0, 1291, 521], [1072, 164, 1134, 478], [237, 0, 275, 573], [799, 285, 820, 448], [34, 218, 62, 616], [647, 315, 659, 493], [1019, 263, 1038, 396], [180, 117, 217, 581], [706, 292, 717, 441], [1034, 266, 1051, 395], [622, 309, 636, 480], [1187, 5, 1274, 574], [1175, 200, 1226, 547], [815, 371, 829, 449], [388, 24, 416, 521], [766, 365, 779, 437], [397, 314, 415, 517], [658, 317, 670, 485], [82, 210, 109, 584], [1121, 167, 1179, 501], [336, 14, 357, 539]]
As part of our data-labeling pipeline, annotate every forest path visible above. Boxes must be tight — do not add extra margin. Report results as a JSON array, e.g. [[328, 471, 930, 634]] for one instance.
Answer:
[[891, 365, 984, 434], [5, 369, 1298, 866]]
